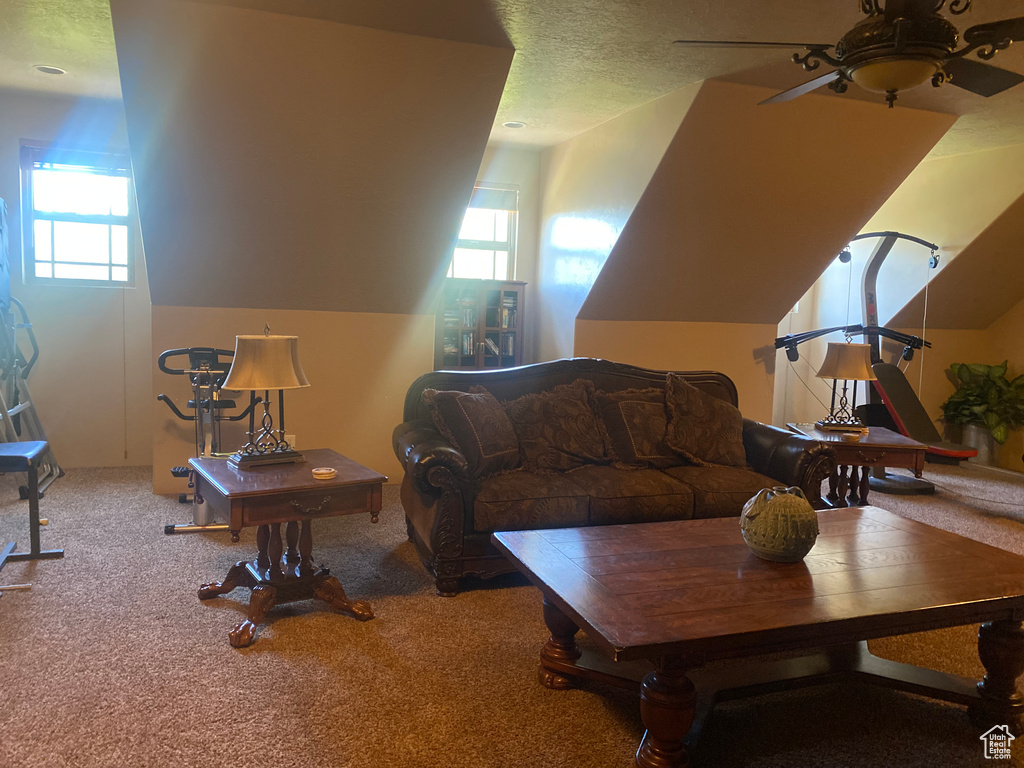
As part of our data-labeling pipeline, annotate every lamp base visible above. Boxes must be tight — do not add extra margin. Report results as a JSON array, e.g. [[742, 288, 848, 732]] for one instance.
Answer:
[[228, 448, 305, 470], [815, 418, 869, 433]]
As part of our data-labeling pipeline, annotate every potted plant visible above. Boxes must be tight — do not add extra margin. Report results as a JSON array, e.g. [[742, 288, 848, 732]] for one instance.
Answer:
[[940, 361, 1024, 464]]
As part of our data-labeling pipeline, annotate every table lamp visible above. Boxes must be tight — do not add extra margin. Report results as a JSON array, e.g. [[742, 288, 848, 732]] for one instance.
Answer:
[[816, 341, 877, 432], [222, 329, 310, 469]]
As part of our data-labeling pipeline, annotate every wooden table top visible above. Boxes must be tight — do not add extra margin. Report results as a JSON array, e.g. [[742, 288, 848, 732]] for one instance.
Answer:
[[492, 507, 1024, 662], [787, 423, 926, 450], [190, 449, 387, 499]]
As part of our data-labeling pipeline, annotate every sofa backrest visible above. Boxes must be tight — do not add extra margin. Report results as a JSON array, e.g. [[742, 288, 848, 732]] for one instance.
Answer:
[[402, 357, 738, 423]]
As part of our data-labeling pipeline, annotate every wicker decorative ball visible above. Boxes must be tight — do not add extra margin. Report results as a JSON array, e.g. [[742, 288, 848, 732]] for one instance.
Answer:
[[740, 486, 819, 563]]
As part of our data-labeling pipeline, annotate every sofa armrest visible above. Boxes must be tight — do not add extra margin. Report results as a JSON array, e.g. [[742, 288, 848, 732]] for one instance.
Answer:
[[742, 419, 837, 509], [392, 420, 470, 496]]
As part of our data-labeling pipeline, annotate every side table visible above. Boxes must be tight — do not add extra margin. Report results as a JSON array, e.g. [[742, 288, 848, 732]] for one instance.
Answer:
[[191, 448, 387, 648], [787, 424, 926, 507]]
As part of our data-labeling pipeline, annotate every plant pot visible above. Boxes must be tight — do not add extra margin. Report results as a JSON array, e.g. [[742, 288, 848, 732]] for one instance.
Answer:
[[962, 422, 998, 466]]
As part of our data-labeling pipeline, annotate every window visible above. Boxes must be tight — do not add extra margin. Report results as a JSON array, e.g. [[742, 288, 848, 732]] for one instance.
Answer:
[[447, 184, 518, 280], [21, 144, 134, 285]]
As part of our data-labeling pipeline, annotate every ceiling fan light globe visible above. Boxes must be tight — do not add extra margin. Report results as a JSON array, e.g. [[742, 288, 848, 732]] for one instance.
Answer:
[[848, 57, 941, 93]]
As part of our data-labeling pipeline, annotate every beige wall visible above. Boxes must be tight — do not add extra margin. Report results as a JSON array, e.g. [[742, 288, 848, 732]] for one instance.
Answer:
[[0, 88, 152, 468], [477, 144, 542, 362], [151, 305, 432, 494], [581, 80, 955, 324], [574, 320, 777, 423], [535, 83, 701, 361], [111, 0, 513, 314]]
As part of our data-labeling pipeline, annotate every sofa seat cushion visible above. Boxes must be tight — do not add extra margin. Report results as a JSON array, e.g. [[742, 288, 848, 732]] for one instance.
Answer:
[[474, 471, 590, 533], [566, 465, 695, 525], [662, 465, 777, 519]]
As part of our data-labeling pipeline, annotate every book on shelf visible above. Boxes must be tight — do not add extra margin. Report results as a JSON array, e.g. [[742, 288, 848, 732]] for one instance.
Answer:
[[502, 334, 515, 356], [501, 308, 516, 329], [461, 332, 476, 356], [484, 337, 500, 355]]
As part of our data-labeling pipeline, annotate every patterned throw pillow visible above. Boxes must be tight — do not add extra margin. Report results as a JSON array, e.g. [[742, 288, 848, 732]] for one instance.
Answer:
[[503, 379, 610, 472], [423, 387, 521, 479], [592, 388, 677, 468], [664, 373, 747, 468]]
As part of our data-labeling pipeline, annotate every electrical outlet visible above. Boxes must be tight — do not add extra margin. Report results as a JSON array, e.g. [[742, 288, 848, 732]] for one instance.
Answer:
[[286, 433, 297, 449]]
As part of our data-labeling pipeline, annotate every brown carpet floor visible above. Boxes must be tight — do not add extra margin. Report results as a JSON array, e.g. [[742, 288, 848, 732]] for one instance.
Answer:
[[1, 462, 1023, 767]]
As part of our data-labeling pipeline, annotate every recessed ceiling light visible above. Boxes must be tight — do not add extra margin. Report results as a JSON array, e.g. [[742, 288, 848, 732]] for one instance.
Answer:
[[34, 65, 66, 75], [502, 121, 527, 129]]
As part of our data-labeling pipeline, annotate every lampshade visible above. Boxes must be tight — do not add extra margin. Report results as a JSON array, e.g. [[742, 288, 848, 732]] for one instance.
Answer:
[[816, 342, 877, 382], [222, 335, 310, 391], [848, 58, 939, 94]]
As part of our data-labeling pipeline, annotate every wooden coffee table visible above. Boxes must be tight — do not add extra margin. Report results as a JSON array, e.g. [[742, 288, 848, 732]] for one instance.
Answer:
[[787, 423, 926, 507], [493, 508, 1024, 767], [191, 449, 386, 648]]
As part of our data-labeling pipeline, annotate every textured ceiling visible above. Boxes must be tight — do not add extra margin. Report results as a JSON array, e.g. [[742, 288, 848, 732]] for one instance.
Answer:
[[4, 0, 1024, 155]]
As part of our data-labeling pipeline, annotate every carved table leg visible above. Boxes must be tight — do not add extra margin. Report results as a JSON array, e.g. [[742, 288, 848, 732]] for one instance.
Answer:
[[539, 597, 582, 689], [314, 574, 374, 621], [835, 466, 850, 507], [969, 620, 1024, 735], [636, 657, 697, 768], [229, 584, 277, 648], [858, 465, 871, 505], [198, 560, 250, 600], [827, 469, 839, 504]]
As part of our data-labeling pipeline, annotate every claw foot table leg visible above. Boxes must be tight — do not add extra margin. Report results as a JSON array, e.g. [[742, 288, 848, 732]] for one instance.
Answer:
[[198, 561, 250, 600], [314, 575, 374, 621], [229, 585, 277, 648]]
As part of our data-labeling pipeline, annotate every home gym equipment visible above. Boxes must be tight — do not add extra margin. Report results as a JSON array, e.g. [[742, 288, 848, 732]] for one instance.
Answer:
[[776, 231, 977, 495], [0, 199, 62, 499], [157, 347, 260, 534], [0, 441, 64, 593]]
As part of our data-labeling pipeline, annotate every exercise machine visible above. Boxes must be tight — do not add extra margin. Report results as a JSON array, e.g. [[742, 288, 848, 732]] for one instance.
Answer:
[[0, 199, 62, 499], [157, 347, 260, 534], [776, 231, 976, 495]]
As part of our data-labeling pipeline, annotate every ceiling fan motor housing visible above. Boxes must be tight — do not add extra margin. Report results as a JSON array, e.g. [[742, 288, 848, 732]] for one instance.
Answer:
[[838, 14, 958, 93]]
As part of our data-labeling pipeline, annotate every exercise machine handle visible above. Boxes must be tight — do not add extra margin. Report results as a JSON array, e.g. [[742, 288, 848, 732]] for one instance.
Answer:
[[157, 394, 191, 421], [158, 347, 235, 376], [227, 394, 263, 421]]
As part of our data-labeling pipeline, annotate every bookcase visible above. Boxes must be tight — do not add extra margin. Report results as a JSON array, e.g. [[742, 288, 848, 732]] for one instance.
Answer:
[[435, 279, 526, 370]]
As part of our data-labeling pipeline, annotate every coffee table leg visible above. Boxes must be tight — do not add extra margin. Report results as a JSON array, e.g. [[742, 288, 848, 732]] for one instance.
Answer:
[[539, 597, 581, 690], [637, 657, 696, 768], [969, 620, 1024, 735]]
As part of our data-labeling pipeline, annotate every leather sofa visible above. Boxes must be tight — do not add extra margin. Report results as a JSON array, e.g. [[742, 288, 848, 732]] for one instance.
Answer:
[[393, 358, 836, 596]]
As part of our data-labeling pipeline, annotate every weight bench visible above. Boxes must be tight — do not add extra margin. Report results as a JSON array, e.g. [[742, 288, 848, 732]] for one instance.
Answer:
[[0, 441, 64, 590]]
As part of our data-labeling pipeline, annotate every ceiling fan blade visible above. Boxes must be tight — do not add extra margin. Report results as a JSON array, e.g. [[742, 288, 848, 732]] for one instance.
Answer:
[[942, 56, 1024, 97], [758, 70, 841, 105], [963, 17, 1024, 46], [673, 40, 833, 49]]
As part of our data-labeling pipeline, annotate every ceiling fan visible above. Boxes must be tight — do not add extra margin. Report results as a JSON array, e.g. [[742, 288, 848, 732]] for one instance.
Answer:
[[674, 0, 1024, 107]]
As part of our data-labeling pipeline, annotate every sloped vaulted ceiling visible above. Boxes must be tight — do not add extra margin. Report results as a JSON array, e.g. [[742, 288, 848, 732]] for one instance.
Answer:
[[110, 0, 513, 312], [578, 80, 955, 324]]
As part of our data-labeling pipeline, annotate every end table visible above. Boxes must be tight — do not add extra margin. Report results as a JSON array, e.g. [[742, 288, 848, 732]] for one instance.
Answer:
[[191, 449, 387, 648]]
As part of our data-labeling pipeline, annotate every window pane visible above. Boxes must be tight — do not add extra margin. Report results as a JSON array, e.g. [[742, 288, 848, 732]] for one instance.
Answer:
[[108, 176, 129, 216], [459, 208, 502, 243], [34, 220, 52, 261], [494, 250, 509, 280], [111, 266, 128, 282], [33, 169, 125, 216], [452, 248, 495, 280], [492, 210, 509, 243], [54, 263, 109, 280], [53, 221, 111, 265], [111, 225, 129, 265], [35, 263, 52, 279]]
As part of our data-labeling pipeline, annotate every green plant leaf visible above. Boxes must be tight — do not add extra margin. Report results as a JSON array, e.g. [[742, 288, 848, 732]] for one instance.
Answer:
[[993, 423, 1010, 444], [956, 364, 973, 384], [991, 361, 1008, 381]]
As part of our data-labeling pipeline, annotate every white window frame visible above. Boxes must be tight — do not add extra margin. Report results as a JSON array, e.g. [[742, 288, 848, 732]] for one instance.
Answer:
[[447, 183, 519, 281], [20, 142, 136, 288]]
